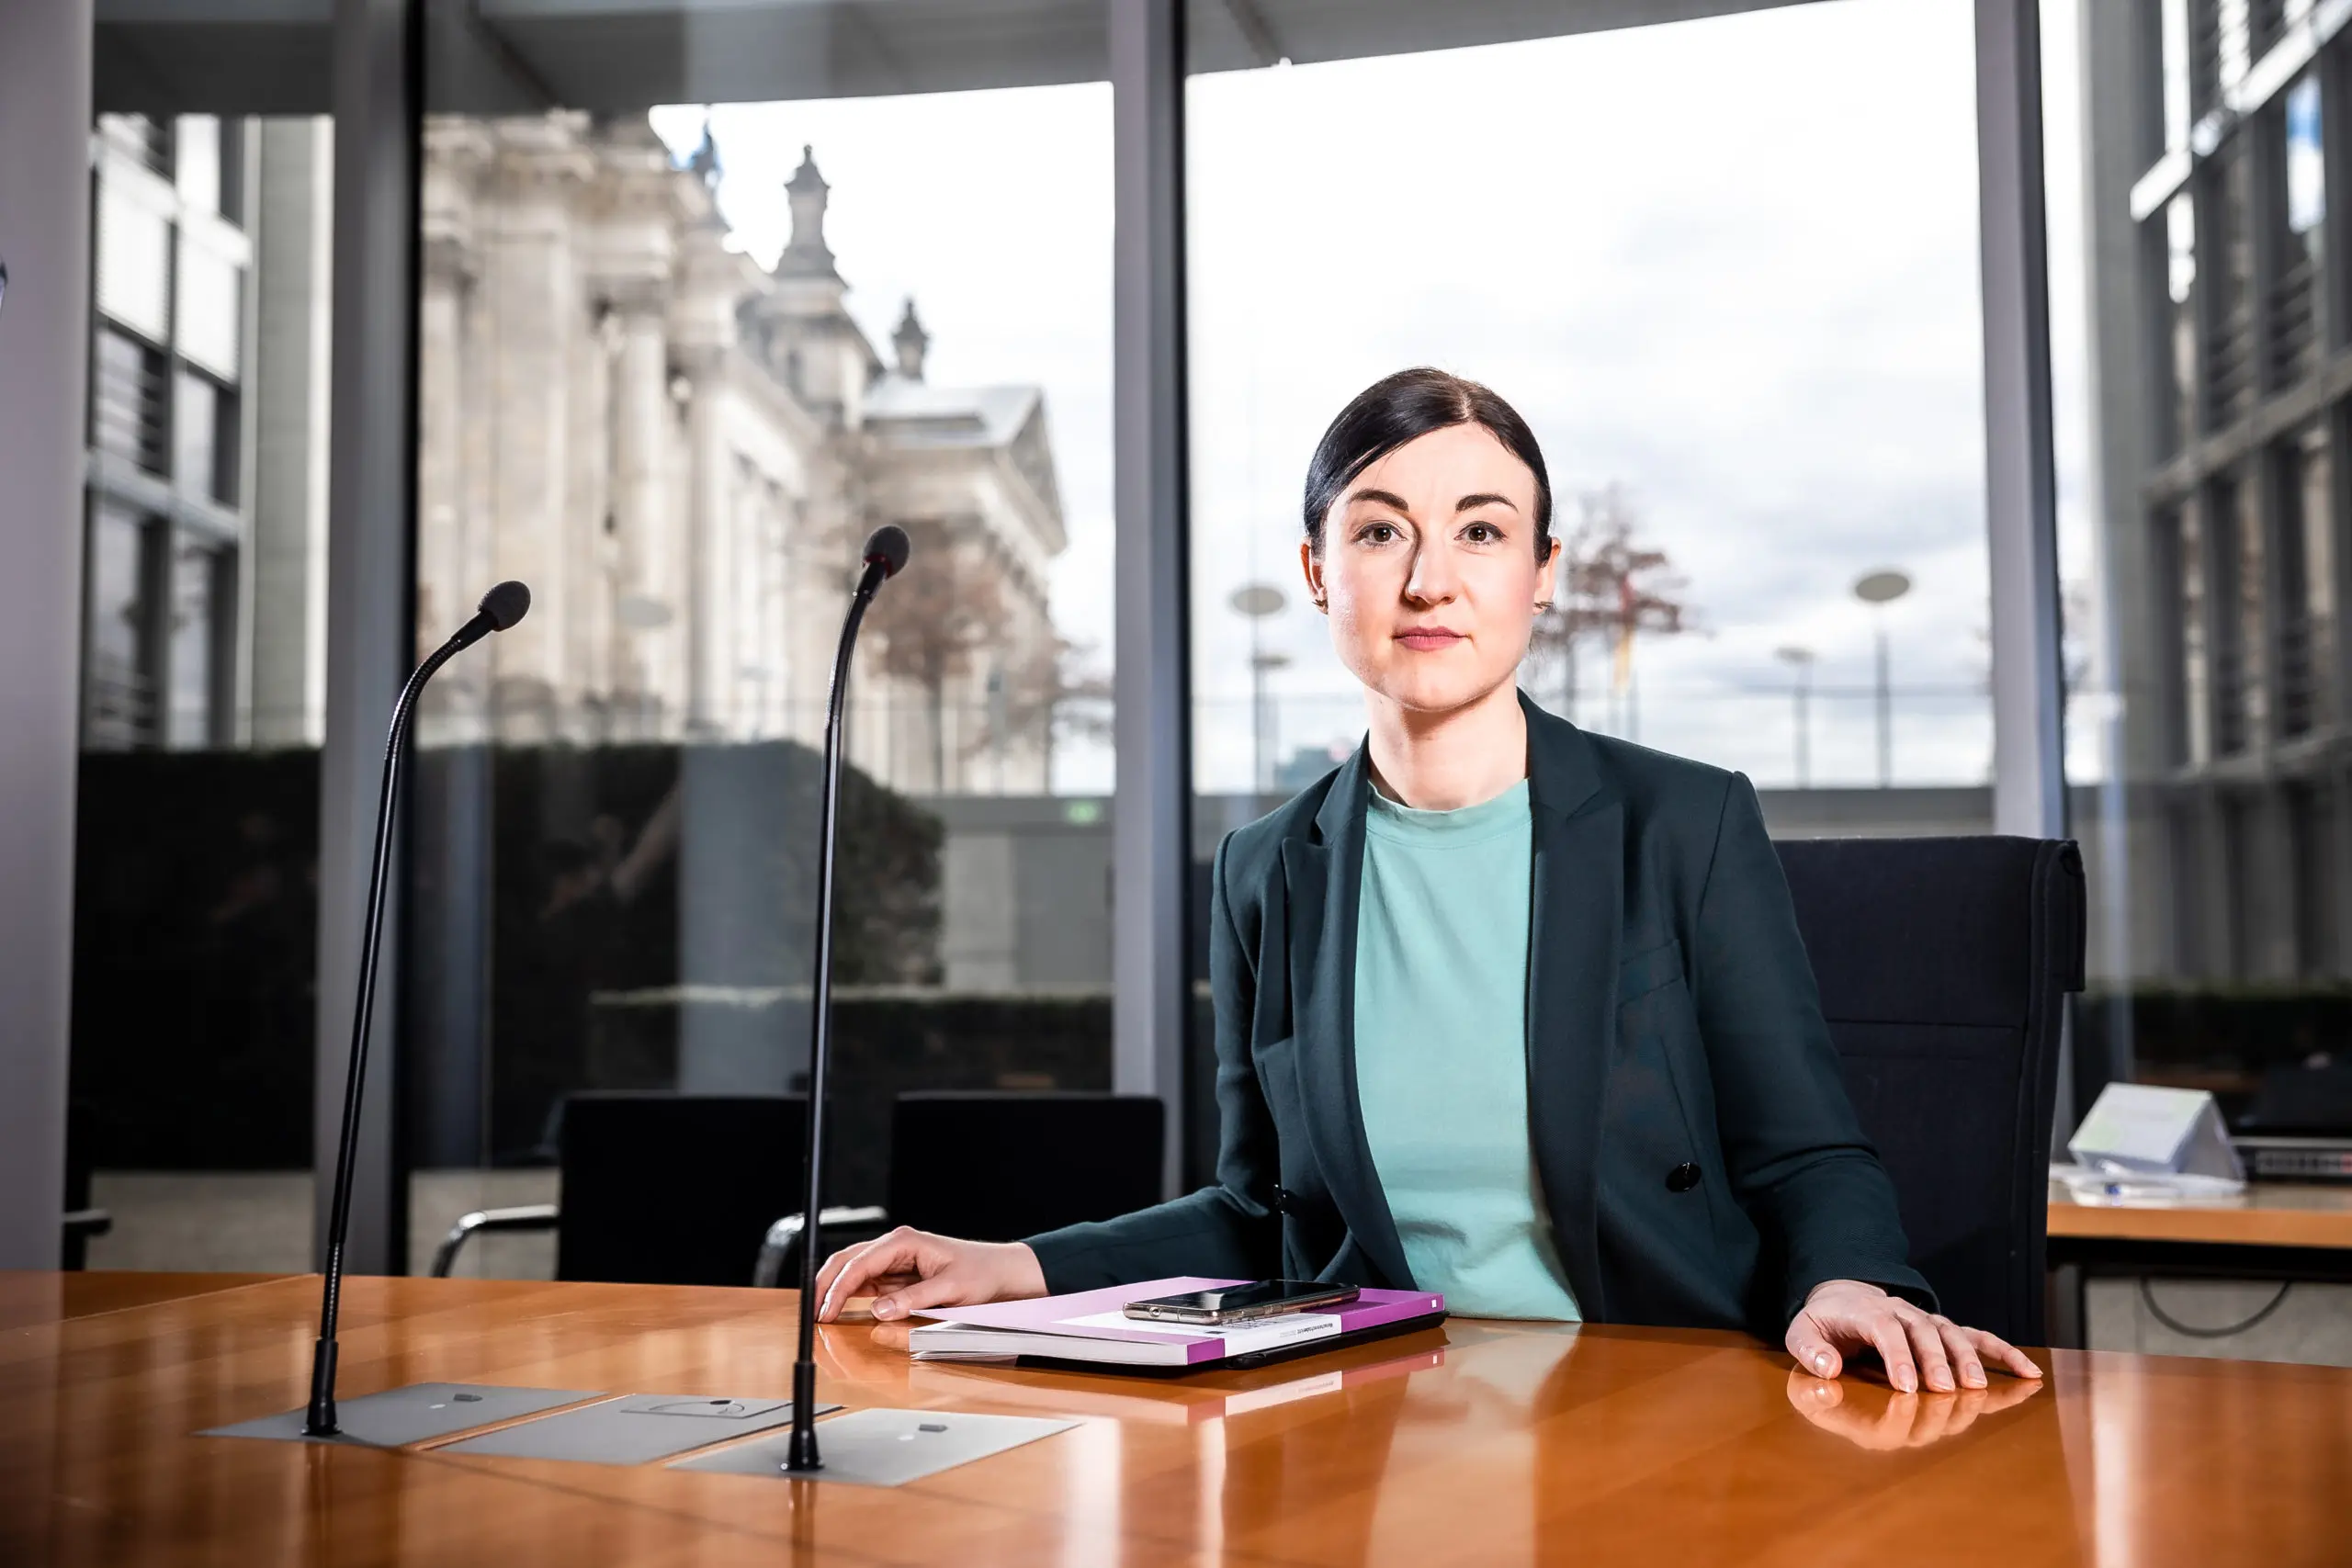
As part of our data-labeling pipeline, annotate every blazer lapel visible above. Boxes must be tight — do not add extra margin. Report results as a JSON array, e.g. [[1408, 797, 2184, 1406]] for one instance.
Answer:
[[1521, 696, 1620, 1321], [1283, 745, 1413, 1291]]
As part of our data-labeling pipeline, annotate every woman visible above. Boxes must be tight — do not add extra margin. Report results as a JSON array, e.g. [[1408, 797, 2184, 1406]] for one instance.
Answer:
[[819, 368, 2041, 1393]]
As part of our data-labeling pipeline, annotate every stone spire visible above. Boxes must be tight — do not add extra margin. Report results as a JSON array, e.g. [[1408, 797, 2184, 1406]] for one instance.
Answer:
[[778, 143, 835, 276], [687, 115, 721, 191], [891, 298, 929, 380]]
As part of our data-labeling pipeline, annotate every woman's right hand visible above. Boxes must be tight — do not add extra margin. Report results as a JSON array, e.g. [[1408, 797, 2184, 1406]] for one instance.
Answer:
[[811, 1226, 1048, 1323]]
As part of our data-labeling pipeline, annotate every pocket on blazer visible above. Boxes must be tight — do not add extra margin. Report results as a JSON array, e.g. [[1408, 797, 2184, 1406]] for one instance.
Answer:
[[1616, 936, 1686, 1004], [1614, 942, 1711, 1176]]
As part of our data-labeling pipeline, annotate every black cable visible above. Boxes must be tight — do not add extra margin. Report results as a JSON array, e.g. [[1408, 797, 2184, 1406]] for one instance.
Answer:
[[2137, 1278, 2294, 1339]]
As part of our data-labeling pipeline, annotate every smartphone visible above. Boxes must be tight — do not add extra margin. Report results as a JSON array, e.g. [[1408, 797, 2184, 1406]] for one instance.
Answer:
[[1123, 1280, 1360, 1325]]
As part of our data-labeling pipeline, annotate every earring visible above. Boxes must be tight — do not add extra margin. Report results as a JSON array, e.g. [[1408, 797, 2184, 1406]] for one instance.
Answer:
[[1533, 599, 1553, 612], [1312, 596, 1329, 613]]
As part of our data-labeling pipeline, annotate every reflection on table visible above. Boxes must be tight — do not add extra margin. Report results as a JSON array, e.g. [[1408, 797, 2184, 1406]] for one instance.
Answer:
[[4, 1274, 2349, 1567]]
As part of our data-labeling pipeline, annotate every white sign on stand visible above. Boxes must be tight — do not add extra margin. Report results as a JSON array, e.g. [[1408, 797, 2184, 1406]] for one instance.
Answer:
[[2064, 1082, 2245, 1191]]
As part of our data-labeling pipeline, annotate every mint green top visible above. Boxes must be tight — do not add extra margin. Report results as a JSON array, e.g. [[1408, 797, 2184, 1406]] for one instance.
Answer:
[[1351, 779, 1582, 1321]]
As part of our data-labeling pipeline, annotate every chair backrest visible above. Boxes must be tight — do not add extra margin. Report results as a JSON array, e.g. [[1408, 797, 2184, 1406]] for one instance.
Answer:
[[888, 1091, 1165, 1243], [1774, 836, 2085, 1345], [555, 1092, 806, 1286]]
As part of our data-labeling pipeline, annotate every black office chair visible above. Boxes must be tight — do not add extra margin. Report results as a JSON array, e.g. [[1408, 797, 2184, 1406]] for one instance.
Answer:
[[754, 1091, 1165, 1285], [1775, 836, 2086, 1346], [435, 1092, 822, 1286]]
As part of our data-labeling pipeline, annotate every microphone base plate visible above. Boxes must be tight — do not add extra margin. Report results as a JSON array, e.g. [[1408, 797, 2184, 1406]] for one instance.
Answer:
[[199, 1382, 599, 1448], [673, 1407, 1078, 1488]]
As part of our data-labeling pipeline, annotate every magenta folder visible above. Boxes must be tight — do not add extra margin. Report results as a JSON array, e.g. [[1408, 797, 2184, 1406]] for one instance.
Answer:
[[908, 1278, 1446, 1370]]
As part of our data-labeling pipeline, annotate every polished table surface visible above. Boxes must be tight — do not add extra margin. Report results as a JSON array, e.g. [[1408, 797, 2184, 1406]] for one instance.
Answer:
[[5, 1272, 2349, 1567], [2048, 1179, 2352, 1249], [0, 1269, 292, 1332]]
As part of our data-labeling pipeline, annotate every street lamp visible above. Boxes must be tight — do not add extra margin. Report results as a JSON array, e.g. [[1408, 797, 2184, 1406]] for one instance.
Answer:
[[1229, 582, 1287, 794], [1852, 569, 1913, 788], [1774, 646, 1815, 788]]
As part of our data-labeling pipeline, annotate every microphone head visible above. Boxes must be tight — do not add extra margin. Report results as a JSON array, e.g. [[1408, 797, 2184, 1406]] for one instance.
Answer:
[[478, 581, 532, 632], [863, 525, 911, 579]]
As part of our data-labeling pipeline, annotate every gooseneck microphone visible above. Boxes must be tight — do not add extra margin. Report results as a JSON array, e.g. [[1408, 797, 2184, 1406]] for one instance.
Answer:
[[786, 525, 910, 1473], [305, 581, 532, 1438]]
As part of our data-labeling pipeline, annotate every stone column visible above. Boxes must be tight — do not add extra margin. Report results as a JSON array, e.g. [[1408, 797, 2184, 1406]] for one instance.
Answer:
[[682, 348, 733, 737], [415, 227, 474, 740], [482, 123, 592, 741], [568, 307, 616, 741], [609, 291, 678, 735]]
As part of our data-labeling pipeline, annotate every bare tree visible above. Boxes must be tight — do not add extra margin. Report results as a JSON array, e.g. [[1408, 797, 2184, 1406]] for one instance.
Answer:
[[864, 516, 1009, 789], [969, 635, 1112, 784], [1525, 484, 1695, 721]]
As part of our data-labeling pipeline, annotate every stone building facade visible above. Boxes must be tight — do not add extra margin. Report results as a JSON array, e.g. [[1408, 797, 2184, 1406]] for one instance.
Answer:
[[414, 113, 1065, 793]]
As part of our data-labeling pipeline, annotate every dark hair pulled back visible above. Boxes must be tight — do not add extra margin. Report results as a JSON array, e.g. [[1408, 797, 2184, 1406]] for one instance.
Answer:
[[1301, 367, 1553, 559]]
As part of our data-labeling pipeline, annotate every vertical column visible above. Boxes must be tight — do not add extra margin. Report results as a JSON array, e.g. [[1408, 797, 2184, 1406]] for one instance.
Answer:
[[2078, 0, 2166, 1049], [684, 348, 734, 736], [415, 243, 469, 714], [570, 309, 615, 737], [483, 136, 582, 741], [1978, 0, 2068, 841], [1111, 0, 1192, 1198], [0, 0, 92, 1269], [317, 0, 419, 1275], [1976, 0, 2074, 1135], [611, 298, 676, 734]]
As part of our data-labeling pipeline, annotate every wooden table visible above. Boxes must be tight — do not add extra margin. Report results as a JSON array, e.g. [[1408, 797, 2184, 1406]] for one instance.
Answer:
[[6, 1272, 2348, 1567], [0, 1269, 290, 1332], [2045, 1182, 2352, 1348], [2048, 1180, 2352, 1249]]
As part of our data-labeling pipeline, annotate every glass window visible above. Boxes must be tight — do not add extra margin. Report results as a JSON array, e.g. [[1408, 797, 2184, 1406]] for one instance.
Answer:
[[1187, 0, 1995, 1179], [2285, 77, 2324, 238], [2159, 194, 2199, 452], [1189, 0, 1991, 801], [175, 115, 221, 216], [2062, 0, 2352, 1155], [2210, 471, 2262, 754], [406, 44, 1114, 1275], [2203, 147, 2254, 423], [92, 328, 168, 474], [94, 175, 171, 344], [70, 111, 333, 1273], [84, 502, 161, 750], [2188, 1, 2227, 122], [176, 233, 241, 380], [167, 537, 228, 749], [2273, 428, 2333, 736], [173, 369, 217, 499], [2162, 0, 2195, 152], [2270, 79, 2324, 380]]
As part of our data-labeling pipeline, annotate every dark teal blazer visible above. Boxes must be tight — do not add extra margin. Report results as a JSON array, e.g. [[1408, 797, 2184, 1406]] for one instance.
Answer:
[[1029, 696, 1933, 1337]]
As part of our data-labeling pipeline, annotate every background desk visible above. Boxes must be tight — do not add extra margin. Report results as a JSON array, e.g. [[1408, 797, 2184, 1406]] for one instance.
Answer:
[[2046, 1182, 2352, 1353], [5, 1272, 2348, 1567]]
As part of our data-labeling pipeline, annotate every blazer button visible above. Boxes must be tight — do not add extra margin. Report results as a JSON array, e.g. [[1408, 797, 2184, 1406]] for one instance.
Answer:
[[1666, 1162, 1702, 1193], [1271, 1186, 1296, 1214]]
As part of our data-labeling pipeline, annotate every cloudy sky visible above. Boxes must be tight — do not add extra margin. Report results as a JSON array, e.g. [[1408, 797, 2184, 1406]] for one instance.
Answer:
[[655, 0, 2103, 795]]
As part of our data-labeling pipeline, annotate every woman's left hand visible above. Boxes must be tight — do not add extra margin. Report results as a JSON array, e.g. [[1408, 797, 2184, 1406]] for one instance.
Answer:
[[1783, 1279, 2042, 1392]]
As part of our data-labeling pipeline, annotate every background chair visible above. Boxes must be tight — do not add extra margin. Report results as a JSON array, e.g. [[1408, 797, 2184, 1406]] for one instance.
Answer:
[[435, 1091, 813, 1286], [1775, 835, 2086, 1346], [754, 1091, 1165, 1285]]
